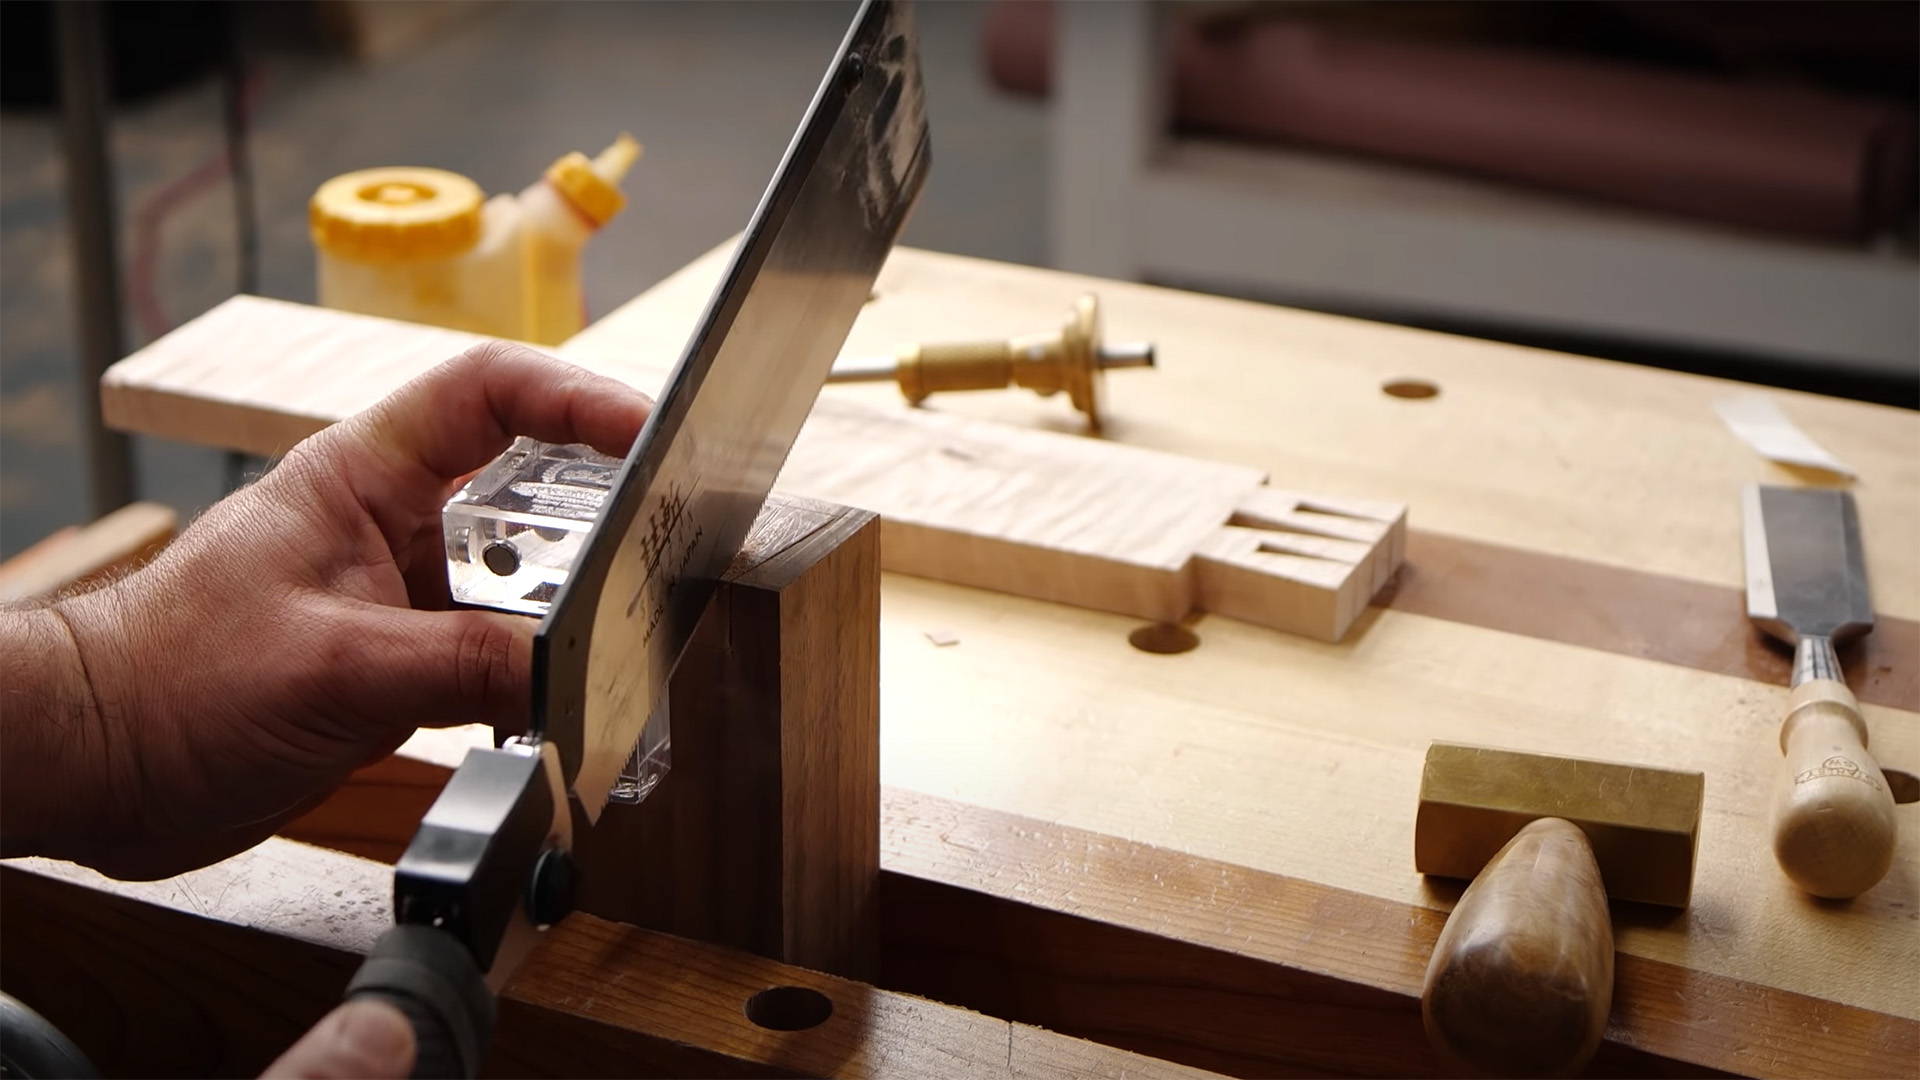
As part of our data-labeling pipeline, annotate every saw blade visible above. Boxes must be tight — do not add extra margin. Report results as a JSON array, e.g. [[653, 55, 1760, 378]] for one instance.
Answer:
[[533, 0, 929, 822]]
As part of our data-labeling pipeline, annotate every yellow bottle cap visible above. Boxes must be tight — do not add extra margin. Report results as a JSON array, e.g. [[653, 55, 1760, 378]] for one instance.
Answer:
[[309, 166, 483, 262], [544, 134, 640, 228], [544, 152, 627, 227]]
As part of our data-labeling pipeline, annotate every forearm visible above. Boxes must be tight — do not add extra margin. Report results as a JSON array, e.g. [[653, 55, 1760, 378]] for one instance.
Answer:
[[0, 602, 117, 861]]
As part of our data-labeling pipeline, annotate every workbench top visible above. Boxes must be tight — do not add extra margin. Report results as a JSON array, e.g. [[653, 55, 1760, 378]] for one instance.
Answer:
[[572, 244, 1920, 619], [96, 242, 1920, 1076], [585, 245, 1920, 1066]]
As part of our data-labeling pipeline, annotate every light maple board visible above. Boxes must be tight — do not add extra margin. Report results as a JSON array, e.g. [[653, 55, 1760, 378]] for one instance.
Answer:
[[789, 400, 1403, 639], [103, 295, 1404, 641]]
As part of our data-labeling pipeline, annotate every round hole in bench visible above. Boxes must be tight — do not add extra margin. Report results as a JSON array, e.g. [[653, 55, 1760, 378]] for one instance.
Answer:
[[1382, 378, 1439, 400], [1129, 622, 1199, 655], [746, 986, 833, 1031]]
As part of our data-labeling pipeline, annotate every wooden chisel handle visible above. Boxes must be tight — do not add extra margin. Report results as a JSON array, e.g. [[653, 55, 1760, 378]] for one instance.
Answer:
[[1422, 818, 1613, 1078], [1773, 677, 1897, 899]]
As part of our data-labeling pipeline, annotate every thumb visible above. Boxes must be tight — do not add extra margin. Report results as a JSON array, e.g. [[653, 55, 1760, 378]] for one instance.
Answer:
[[262, 1000, 415, 1079], [343, 606, 537, 734]]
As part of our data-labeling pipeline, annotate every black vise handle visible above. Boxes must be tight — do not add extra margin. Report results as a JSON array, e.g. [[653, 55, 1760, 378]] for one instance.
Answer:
[[342, 743, 567, 1077], [345, 924, 496, 1079]]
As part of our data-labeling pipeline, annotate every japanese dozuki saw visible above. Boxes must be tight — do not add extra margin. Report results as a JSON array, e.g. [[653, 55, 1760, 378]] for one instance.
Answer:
[[337, 4, 930, 1075]]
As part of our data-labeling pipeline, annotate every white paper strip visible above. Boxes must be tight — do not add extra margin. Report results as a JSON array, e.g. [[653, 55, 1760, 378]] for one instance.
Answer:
[[1712, 393, 1856, 478]]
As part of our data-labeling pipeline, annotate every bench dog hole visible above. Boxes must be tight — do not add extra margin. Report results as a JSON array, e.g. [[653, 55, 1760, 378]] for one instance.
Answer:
[[745, 986, 834, 1031], [1129, 622, 1199, 655], [1382, 378, 1439, 400]]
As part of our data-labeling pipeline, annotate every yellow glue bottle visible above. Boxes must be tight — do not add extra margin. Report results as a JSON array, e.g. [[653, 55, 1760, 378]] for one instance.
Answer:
[[308, 133, 640, 345]]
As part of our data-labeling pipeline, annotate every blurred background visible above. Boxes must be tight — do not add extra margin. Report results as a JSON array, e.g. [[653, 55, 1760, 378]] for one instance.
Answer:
[[2, 0, 1915, 560]]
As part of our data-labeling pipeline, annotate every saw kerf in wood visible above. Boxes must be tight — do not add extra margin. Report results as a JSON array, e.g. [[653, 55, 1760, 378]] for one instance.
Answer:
[[102, 295, 1406, 643]]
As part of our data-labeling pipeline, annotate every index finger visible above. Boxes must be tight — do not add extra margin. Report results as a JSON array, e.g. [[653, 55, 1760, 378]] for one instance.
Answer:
[[351, 341, 653, 482], [303, 342, 653, 557]]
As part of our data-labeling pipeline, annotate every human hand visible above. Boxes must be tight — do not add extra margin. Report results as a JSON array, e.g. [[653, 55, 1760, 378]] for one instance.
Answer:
[[1, 343, 651, 878], [261, 1000, 414, 1079]]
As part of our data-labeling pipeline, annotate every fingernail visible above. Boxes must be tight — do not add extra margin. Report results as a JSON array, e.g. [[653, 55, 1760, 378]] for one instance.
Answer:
[[336, 1000, 414, 1071]]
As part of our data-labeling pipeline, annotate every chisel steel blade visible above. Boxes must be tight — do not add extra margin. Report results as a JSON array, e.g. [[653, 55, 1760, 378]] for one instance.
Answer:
[[1742, 485, 1874, 646]]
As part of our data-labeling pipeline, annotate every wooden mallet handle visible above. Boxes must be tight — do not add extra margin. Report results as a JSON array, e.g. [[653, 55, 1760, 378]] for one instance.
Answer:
[[1773, 679, 1897, 899], [1422, 818, 1613, 1078]]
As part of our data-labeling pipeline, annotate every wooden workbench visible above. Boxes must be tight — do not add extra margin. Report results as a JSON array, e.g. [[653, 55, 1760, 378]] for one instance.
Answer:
[[71, 243, 1920, 1076]]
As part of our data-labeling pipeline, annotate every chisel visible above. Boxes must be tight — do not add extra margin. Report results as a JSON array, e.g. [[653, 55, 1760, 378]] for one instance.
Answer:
[[1742, 484, 1896, 898]]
